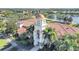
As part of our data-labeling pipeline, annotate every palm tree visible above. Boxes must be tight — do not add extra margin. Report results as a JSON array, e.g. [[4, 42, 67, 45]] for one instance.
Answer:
[[26, 25, 34, 44], [27, 25, 34, 34], [43, 27, 57, 48]]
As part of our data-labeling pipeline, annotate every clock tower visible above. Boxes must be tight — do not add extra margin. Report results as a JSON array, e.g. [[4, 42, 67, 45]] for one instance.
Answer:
[[33, 13, 47, 49]]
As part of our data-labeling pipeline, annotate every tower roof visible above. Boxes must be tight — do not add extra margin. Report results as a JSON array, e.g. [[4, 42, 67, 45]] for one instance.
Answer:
[[35, 13, 46, 20]]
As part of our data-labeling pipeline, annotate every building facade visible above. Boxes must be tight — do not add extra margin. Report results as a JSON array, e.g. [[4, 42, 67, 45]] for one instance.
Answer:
[[33, 14, 47, 49]]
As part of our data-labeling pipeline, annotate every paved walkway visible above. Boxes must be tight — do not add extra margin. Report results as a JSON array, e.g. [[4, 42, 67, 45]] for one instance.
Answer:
[[6, 38, 17, 46], [30, 46, 40, 51], [4, 38, 39, 51], [5, 38, 43, 51], [3, 46, 13, 51], [5, 38, 26, 51]]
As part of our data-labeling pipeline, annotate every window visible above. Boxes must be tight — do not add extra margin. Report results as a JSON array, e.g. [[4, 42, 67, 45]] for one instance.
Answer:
[[37, 30, 40, 39]]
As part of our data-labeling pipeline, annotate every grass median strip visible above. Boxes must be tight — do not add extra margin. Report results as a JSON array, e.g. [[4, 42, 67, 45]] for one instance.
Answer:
[[0, 39, 8, 49]]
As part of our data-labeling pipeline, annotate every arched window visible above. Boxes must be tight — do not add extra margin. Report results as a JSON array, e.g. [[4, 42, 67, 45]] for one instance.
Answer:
[[37, 30, 40, 39]]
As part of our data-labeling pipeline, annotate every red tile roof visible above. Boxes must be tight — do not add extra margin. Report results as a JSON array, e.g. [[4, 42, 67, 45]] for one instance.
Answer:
[[17, 27, 27, 35], [48, 22, 79, 37], [17, 19, 35, 34], [20, 19, 36, 27], [17, 18, 79, 37]]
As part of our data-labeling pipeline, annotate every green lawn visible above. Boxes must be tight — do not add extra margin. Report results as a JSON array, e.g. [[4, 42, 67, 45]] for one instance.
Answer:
[[0, 39, 8, 49]]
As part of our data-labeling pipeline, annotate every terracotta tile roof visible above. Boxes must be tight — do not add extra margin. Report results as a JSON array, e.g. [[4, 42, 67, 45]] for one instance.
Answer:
[[17, 18, 79, 37], [17, 19, 35, 34], [17, 27, 27, 35], [48, 22, 79, 37], [20, 19, 36, 27]]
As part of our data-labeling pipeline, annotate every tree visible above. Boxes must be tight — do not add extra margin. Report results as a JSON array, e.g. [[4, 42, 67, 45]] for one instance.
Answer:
[[26, 25, 34, 43], [43, 27, 57, 48], [50, 34, 78, 51], [16, 25, 34, 46], [5, 19, 18, 35], [0, 20, 6, 33], [68, 17, 73, 23], [63, 16, 73, 24]]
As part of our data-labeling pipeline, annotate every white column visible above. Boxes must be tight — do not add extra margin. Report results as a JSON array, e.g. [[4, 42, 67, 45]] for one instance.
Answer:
[[39, 31, 43, 49], [33, 30, 39, 46]]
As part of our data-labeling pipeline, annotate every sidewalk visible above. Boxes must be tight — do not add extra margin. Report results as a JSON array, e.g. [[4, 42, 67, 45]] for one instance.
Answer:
[[3, 46, 13, 51], [30, 46, 40, 51], [6, 38, 26, 51]]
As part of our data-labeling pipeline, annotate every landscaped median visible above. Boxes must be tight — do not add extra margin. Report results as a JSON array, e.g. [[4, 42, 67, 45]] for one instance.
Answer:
[[0, 39, 8, 49]]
